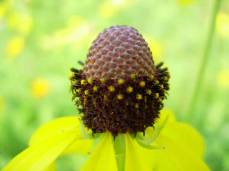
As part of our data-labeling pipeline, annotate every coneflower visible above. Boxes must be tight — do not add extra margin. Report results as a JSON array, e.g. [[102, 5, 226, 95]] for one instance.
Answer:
[[3, 26, 210, 171], [70, 25, 169, 135]]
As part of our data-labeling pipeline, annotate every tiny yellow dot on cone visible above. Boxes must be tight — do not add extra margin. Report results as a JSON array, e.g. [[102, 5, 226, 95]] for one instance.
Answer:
[[100, 78, 106, 83], [84, 90, 89, 95], [135, 103, 139, 108], [87, 78, 93, 84], [69, 73, 75, 80], [155, 80, 159, 85], [108, 85, 115, 92], [126, 86, 133, 93], [93, 86, 98, 92], [164, 76, 169, 81], [104, 95, 108, 101], [139, 81, 146, 87], [118, 79, 125, 85], [81, 79, 86, 85], [150, 75, 154, 80], [147, 89, 152, 95], [136, 94, 143, 100], [131, 74, 136, 79], [117, 94, 124, 100], [71, 79, 78, 84]]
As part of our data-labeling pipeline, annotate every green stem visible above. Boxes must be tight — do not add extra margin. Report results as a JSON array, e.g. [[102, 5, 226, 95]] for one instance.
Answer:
[[187, 0, 222, 119]]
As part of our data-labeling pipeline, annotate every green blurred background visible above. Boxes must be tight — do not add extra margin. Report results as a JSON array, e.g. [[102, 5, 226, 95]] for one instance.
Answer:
[[0, 0, 229, 170]]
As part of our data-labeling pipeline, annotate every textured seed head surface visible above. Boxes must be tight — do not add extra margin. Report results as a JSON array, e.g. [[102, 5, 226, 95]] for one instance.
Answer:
[[83, 26, 155, 79]]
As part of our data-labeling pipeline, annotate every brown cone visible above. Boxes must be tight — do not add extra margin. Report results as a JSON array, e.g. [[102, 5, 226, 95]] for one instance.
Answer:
[[83, 26, 155, 79], [71, 26, 170, 136]]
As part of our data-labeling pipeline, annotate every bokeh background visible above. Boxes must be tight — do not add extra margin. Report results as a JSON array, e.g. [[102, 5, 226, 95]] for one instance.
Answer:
[[0, 0, 229, 170]]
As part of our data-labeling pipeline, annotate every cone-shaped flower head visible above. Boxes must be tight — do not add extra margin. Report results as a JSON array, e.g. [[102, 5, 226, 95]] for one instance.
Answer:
[[83, 26, 155, 78], [71, 26, 169, 135]]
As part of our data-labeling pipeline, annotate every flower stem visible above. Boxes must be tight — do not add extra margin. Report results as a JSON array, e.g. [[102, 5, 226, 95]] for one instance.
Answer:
[[187, 0, 222, 119]]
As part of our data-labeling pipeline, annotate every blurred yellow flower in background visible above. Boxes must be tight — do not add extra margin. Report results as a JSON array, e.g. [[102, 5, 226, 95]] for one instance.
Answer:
[[216, 12, 229, 38], [41, 16, 91, 49], [0, 2, 7, 20], [217, 69, 229, 88], [144, 36, 163, 63], [7, 12, 33, 34], [0, 97, 6, 118], [31, 78, 50, 99], [5, 36, 25, 58], [177, 0, 194, 6], [99, 0, 134, 18]]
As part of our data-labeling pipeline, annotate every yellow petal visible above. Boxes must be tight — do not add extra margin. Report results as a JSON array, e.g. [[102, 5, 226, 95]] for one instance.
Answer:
[[44, 163, 56, 171], [125, 134, 155, 171], [156, 108, 176, 126], [29, 116, 80, 145], [137, 108, 174, 145], [142, 110, 209, 170], [162, 122, 205, 158], [3, 131, 77, 171], [152, 144, 182, 171], [81, 132, 118, 171], [154, 135, 210, 171], [62, 139, 92, 155], [151, 110, 204, 158]]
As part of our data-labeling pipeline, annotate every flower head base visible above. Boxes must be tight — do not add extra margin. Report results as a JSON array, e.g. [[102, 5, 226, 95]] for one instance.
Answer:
[[70, 26, 169, 135]]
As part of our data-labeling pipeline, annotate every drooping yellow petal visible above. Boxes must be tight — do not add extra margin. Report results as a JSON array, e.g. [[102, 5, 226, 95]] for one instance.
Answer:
[[162, 122, 205, 158], [29, 116, 93, 155], [3, 131, 78, 171], [153, 135, 210, 171], [125, 134, 155, 171], [29, 116, 80, 145], [44, 163, 56, 171], [81, 132, 118, 171], [156, 108, 176, 126], [145, 110, 205, 158], [142, 109, 209, 170], [62, 139, 92, 155], [137, 108, 174, 145]]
